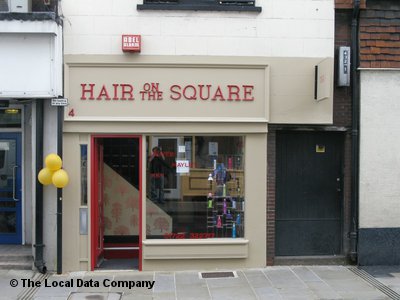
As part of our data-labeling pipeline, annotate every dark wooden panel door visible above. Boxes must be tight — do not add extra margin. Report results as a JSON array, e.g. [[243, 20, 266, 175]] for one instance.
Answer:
[[276, 131, 343, 256]]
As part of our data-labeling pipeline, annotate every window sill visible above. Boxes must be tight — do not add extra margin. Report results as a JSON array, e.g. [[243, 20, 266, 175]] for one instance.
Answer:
[[137, 4, 261, 12], [143, 238, 249, 259]]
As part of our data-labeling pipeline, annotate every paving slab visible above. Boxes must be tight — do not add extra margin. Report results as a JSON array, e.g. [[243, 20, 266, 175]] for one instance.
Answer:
[[252, 286, 282, 299], [208, 286, 257, 300], [304, 280, 343, 299], [175, 271, 210, 300], [152, 272, 175, 299], [291, 266, 323, 282], [0, 265, 398, 299], [110, 273, 154, 296], [263, 267, 306, 288], [243, 268, 273, 288]]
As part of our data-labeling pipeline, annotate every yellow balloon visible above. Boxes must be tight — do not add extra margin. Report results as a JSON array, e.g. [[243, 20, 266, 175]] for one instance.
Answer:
[[52, 169, 69, 188], [45, 153, 62, 171], [38, 168, 54, 185]]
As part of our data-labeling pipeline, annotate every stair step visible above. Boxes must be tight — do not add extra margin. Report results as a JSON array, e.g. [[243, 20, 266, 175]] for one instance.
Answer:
[[0, 261, 32, 270], [0, 255, 33, 262], [274, 255, 349, 266]]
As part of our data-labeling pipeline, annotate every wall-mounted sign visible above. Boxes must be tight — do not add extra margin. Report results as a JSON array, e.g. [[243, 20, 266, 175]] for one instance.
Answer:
[[209, 142, 218, 156], [316, 144, 326, 153], [314, 58, 332, 101], [122, 35, 141, 52], [51, 98, 69, 106], [178, 145, 186, 153], [65, 63, 269, 122], [338, 46, 350, 87]]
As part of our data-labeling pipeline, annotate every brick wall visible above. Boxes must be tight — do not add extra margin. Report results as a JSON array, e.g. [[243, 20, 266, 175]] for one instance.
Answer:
[[335, 0, 366, 9], [359, 0, 400, 68]]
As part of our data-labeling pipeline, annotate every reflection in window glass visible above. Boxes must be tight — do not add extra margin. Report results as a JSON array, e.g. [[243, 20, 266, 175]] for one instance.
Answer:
[[146, 136, 245, 239], [80, 145, 88, 205], [0, 212, 16, 233]]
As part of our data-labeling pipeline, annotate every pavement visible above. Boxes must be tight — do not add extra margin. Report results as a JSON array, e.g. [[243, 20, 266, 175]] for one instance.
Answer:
[[0, 265, 400, 299]]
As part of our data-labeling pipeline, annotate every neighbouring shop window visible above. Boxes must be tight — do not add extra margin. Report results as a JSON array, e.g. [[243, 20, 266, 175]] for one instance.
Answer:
[[146, 136, 245, 239], [0, 109, 21, 128], [137, 0, 261, 12], [80, 145, 87, 205]]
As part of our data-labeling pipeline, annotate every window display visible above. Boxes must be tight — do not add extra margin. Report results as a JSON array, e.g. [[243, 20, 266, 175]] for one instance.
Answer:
[[146, 136, 245, 239]]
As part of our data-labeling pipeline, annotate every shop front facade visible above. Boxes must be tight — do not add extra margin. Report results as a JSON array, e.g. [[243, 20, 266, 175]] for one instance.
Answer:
[[61, 0, 335, 272], [62, 55, 333, 272], [0, 1, 63, 271]]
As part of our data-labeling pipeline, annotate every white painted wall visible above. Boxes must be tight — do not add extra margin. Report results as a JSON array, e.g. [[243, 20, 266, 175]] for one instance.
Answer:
[[0, 20, 63, 98], [360, 70, 400, 229], [61, 0, 334, 57], [42, 100, 59, 270]]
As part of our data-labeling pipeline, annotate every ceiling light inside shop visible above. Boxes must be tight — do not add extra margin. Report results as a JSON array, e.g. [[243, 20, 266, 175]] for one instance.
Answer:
[[5, 109, 20, 114]]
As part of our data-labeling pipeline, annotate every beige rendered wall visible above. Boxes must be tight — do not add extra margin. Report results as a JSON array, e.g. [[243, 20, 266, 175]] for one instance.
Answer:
[[62, 54, 331, 271], [65, 55, 334, 125], [62, 133, 89, 272]]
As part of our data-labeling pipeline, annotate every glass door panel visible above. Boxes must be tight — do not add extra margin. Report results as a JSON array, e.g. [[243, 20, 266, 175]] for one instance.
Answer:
[[0, 133, 22, 244]]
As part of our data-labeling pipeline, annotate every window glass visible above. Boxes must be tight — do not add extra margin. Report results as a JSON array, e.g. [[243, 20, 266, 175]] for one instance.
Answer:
[[146, 135, 245, 239], [0, 109, 22, 128], [80, 145, 88, 205]]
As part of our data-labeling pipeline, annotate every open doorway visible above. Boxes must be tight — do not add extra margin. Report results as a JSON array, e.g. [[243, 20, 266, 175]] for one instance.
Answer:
[[91, 136, 141, 270]]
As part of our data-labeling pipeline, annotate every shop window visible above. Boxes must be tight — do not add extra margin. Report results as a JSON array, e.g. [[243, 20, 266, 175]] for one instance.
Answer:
[[146, 135, 245, 240], [137, 0, 261, 12], [80, 145, 88, 205], [0, 109, 21, 128]]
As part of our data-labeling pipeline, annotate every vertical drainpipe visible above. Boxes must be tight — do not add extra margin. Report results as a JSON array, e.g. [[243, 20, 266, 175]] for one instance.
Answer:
[[57, 106, 63, 274], [349, 0, 360, 263], [34, 100, 47, 274], [56, 0, 64, 274]]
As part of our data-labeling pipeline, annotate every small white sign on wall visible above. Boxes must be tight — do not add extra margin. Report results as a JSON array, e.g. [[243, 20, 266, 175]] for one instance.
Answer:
[[178, 145, 186, 153], [209, 142, 218, 156]]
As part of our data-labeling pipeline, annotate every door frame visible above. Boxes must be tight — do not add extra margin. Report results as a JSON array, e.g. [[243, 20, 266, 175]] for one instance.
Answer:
[[0, 105, 25, 245], [90, 134, 142, 271]]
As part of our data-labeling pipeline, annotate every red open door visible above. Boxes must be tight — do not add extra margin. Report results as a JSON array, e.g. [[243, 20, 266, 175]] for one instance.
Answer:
[[91, 135, 142, 271], [91, 138, 104, 269]]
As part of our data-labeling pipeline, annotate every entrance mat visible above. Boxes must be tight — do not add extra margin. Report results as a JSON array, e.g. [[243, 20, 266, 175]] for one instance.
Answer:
[[199, 271, 237, 279], [68, 292, 122, 300]]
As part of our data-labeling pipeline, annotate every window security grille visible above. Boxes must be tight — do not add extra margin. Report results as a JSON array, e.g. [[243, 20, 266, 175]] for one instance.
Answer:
[[219, 0, 255, 5], [139, 0, 261, 11], [144, 0, 255, 5], [144, 0, 178, 2], [0, 0, 9, 12]]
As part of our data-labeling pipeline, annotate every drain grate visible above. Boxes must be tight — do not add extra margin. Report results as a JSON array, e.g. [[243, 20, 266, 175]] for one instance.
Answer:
[[68, 292, 122, 300], [199, 271, 237, 279], [17, 272, 50, 300], [349, 267, 400, 300]]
